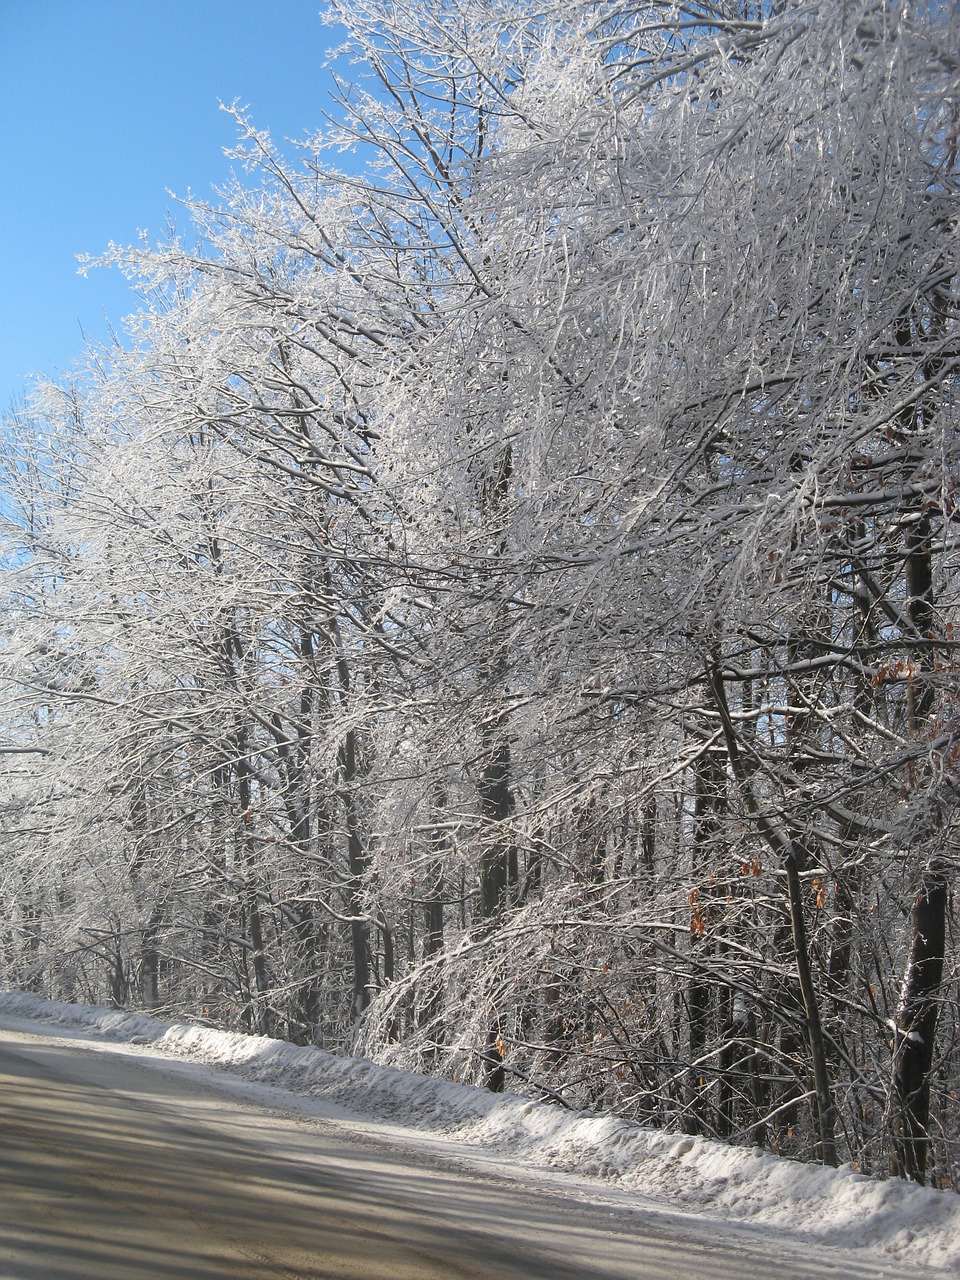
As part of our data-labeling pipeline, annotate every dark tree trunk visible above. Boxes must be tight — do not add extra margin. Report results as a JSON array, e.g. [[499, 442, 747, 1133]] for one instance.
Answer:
[[891, 511, 946, 1183], [891, 863, 947, 1184], [687, 743, 726, 1134], [140, 904, 163, 1009], [235, 731, 272, 1037], [419, 795, 446, 1049], [339, 726, 371, 1020], [478, 735, 515, 919], [707, 658, 837, 1166]]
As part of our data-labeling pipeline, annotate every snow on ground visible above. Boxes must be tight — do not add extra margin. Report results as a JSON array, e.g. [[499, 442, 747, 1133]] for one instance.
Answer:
[[1, 990, 957, 1275]]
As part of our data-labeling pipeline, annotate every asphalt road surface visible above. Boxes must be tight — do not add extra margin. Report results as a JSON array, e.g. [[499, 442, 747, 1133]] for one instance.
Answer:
[[0, 1022, 934, 1279]]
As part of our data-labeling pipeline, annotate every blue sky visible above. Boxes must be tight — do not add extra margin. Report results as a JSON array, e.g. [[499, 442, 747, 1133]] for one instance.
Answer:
[[0, 1, 352, 408]]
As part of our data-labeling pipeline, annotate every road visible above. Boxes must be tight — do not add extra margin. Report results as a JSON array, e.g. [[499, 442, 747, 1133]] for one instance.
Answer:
[[0, 1021, 932, 1280]]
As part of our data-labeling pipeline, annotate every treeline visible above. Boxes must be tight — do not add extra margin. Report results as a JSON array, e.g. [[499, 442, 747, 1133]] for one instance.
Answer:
[[0, 1, 958, 1187]]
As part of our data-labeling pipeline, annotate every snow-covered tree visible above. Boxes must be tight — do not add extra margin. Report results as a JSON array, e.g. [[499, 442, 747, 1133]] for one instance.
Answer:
[[0, 0, 957, 1185]]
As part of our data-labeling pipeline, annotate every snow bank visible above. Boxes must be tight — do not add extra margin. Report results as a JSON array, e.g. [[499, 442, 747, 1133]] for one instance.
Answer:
[[1, 990, 957, 1274]]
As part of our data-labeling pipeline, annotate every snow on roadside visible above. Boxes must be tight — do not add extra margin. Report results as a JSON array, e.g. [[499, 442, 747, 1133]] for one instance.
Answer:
[[1, 989, 957, 1274]]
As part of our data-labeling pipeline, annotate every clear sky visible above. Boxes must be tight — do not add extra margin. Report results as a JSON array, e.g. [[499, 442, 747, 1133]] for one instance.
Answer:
[[0, 0, 352, 409]]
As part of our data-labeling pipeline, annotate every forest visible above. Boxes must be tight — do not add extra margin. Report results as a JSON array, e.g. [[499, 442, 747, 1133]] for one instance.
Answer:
[[0, 0, 957, 1189]]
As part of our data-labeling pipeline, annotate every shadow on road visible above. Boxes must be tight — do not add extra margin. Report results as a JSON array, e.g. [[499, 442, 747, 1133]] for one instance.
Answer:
[[0, 1031, 905, 1280]]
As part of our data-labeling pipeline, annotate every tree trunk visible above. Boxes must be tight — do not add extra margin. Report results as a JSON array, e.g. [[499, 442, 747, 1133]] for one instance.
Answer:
[[419, 788, 447, 1050], [478, 734, 515, 918], [338, 726, 371, 1021], [891, 510, 946, 1184], [891, 862, 947, 1184], [707, 658, 837, 1166], [140, 903, 163, 1009], [234, 728, 272, 1037]]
